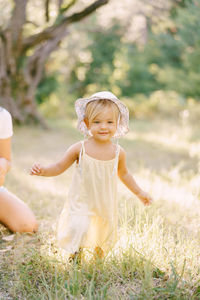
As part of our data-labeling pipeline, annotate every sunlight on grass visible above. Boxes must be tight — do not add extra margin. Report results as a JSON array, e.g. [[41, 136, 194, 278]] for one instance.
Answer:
[[1, 115, 200, 299]]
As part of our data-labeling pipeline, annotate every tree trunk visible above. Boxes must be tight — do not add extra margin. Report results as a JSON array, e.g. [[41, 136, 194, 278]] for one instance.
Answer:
[[0, 29, 47, 126], [0, 0, 109, 125]]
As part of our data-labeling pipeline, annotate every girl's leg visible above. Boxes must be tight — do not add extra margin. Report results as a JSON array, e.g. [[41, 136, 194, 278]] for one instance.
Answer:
[[0, 189, 38, 233]]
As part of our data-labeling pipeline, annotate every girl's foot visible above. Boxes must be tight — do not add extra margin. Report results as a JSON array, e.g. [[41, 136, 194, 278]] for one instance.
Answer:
[[94, 246, 104, 259], [68, 248, 82, 264]]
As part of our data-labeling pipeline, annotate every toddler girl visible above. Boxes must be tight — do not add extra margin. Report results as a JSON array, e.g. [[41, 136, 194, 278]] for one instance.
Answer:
[[31, 91, 152, 257]]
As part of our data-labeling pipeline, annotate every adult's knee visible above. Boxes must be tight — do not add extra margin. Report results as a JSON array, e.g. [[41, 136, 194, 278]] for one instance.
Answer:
[[27, 219, 38, 233], [15, 219, 38, 233]]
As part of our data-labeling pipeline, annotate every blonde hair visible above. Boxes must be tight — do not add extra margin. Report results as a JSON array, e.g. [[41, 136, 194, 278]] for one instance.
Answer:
[[84, 99, 120, 123]]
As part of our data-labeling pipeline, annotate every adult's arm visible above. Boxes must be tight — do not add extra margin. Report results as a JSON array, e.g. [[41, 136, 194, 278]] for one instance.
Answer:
[[0, 138, 12, 186]]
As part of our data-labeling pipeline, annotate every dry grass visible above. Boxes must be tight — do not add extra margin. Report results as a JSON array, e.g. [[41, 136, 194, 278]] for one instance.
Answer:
[[0, 111, 200, 299]]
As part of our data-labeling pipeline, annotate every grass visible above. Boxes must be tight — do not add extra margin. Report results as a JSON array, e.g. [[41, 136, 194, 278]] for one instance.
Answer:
[[0, 111, 200, 299]]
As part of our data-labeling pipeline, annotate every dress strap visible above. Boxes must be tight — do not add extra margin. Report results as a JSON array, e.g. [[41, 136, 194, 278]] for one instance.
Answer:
[[78, 141, 85, 172], [110, 141, 120, 177], [81, 141, 85, 154], [115, 141, 120, 159]]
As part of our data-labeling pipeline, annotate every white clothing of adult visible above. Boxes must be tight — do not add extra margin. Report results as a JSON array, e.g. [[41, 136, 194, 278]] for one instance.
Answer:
[[0, 108, 13, 139]]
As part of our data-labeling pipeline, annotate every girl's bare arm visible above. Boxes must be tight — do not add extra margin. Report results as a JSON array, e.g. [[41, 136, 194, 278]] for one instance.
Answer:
[[30, 142, 81, 177], [118, 147, 152, 205]]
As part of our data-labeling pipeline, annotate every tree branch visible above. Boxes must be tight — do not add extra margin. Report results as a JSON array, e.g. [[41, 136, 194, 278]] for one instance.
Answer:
[[59, 0, 77, 14], [22, 0, 109, 51], [24, 29, 67, 96], [57, 0, 63, 12], [22, 33, 67, 128], [9, 0, 28, 44], [45, 0, 50, 22]]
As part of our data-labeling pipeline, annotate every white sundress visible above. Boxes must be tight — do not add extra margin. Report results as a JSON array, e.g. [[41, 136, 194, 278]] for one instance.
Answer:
[[57, 141, 120, 253]]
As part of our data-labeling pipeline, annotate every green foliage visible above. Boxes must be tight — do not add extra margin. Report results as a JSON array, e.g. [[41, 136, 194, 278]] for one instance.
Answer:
[[151, 0, 200, 99], [84, 25, 121, 87], [67, 0, 200, 106], [69, 24, 123, 97], [118, 44, 162, 97], [122, 0, 200, 100], [28, 0, 200, 118], [35, 73, 59, 104]]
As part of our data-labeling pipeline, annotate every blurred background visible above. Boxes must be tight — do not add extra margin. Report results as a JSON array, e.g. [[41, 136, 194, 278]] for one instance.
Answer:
[[1, 0, 200, 123]]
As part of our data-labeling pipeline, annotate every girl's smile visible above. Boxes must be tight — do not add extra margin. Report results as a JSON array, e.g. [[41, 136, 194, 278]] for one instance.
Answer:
[[87, 108, 118, 142]]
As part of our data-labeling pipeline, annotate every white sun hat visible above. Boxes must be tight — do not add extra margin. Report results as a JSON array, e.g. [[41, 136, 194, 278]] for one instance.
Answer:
[[75, 91, 129, 138]]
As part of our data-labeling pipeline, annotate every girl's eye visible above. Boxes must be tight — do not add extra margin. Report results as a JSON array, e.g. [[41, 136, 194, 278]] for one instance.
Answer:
[[108, 121, 114, 124], [93, 121, 100, 124]]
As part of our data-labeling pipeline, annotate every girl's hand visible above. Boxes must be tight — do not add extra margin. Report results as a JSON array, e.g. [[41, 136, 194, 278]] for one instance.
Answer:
[[138, 191, 153, 206], [30, 163, 45, 176]]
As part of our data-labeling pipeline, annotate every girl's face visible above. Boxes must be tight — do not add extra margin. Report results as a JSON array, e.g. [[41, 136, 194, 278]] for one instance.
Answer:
[[86, 107, 118, 142]]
